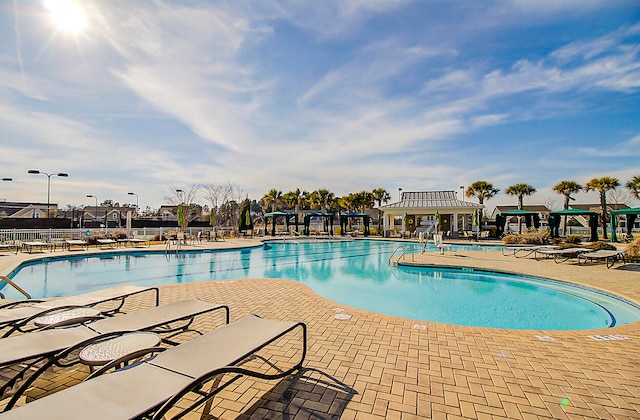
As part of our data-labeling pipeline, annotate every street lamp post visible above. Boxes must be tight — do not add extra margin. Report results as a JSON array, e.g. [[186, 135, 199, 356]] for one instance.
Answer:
[[127, 192, 139, 216], [86, 195, 98, 226], [28, 170, 68, 218], [175, 189, 185, 204]]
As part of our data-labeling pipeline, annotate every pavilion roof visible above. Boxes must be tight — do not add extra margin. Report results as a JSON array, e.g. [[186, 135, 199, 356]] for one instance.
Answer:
[[380, 191, 481, 209]]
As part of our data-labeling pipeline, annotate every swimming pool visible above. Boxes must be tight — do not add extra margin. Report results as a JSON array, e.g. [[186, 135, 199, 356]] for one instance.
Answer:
[[4, 240, 640, 330]]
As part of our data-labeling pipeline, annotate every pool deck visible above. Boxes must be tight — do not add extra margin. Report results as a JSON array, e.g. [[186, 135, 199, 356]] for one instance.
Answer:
[[1, 238, 639, 419]]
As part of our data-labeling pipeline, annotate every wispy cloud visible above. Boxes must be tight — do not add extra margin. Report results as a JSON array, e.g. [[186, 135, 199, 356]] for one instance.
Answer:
[[0, 0, 638, 207]]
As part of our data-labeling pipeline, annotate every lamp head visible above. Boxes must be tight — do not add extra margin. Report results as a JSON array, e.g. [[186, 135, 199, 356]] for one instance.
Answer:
[[57, 173, 69, 177], [28, 170, 40, 174]]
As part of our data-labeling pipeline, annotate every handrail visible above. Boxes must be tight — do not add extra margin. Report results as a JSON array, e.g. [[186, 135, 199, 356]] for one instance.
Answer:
[[398, 247, 414, 262], [388, 245, 406, 265], [0, 276, 32, 299]]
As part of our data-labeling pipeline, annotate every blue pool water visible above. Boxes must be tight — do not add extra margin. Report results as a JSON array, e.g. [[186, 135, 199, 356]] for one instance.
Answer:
[[4, 240, 640, 330]]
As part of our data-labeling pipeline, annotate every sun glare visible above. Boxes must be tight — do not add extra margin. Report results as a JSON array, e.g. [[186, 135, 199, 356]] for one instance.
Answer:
[[43, 0, 86, 33]]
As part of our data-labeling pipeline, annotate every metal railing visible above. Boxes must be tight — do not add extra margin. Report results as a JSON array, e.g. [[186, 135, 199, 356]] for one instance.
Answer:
[[0, 276, 32, 299]]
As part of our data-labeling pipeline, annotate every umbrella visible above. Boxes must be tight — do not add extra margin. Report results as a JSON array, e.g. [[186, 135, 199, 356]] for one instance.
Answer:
[[435, 211, 440, 232], [245, 210, 251, 228], [177, 204, 185, 231], [472, 209, 479, 235]]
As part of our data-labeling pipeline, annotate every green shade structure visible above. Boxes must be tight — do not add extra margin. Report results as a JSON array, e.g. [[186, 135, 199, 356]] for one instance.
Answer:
[[339, 212, 371, 236], [610, 207, 640, 241], [548, 209, 598, 241], [498, 209, 540, 234], [264, 211, 297, 236], [303, 212, 333, 235]]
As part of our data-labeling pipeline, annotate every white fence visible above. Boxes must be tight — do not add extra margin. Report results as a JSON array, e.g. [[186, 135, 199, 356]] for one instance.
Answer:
[[0, 227, 219, 244]]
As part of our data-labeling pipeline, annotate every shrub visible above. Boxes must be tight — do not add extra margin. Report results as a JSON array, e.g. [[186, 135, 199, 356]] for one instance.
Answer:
[[625, 238, 640, 260], [502, 234, 522, 244], [586, 242, 617, 251], [565, 235, 582, 244], [502, 231, 550, 245]]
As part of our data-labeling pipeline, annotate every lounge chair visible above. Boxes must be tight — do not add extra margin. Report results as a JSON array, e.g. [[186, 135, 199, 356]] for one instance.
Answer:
[[96, 238, 117, 249], [0, 298, 229, 409], [63, 239, 88, 251], [462, 231, 475, 241], [501, 245, 558, 258], [0, 285, 159, 337], [20, 241, 53, 253], [0, 243, 18, 255], [577, 250, 625, 269], [534, 247, 591, 263], [0, 314, 305, 418]]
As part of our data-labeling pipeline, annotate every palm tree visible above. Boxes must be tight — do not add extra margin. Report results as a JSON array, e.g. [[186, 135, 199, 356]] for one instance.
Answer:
[[626, 175, 640, 200], [354, 191, 374, 212], [282, 189, 308, 213], [311, 188, 335, 212], [372, 188, 391, 234], [585, 177, 620, 240], [465, 181, 500, 232], [552, 180, 582, 210], [505, 183, 536, 234], [262, 188, 282, 212], [338, 194, 357, 212], [552, 180, 582, 236]]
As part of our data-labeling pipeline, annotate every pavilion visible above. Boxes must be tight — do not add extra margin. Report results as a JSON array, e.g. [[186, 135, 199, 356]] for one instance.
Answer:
[[610, 207, 640, 241], [378, 191, 482, 238]]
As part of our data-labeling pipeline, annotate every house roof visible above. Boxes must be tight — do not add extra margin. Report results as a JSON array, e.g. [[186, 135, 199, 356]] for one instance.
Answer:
[[569, 203, 629, 212], [0, 202, 54, 217], [380, 191, 481, 210]]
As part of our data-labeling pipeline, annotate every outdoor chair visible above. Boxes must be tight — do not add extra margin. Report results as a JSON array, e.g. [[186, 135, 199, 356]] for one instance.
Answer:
[[0, 298, 229, 409], [96, 238, 117, 249], [501, 245, 558, 258], [577, 249, 625, 269], [534, 247, 591, 263], [0, 314, 305, 419], [63, 239, 88, 251], [20, 241, 53, 253], [0, 285, 159, 337], [0, 243, 18, 255]]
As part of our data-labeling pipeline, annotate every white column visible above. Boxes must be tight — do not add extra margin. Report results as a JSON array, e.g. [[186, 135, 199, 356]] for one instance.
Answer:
[[453, 212, 459, 234], [383, 212, 389, 236]]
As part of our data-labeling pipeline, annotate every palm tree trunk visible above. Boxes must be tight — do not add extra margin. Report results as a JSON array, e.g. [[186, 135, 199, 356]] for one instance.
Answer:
[[600, 192, 608, 240]]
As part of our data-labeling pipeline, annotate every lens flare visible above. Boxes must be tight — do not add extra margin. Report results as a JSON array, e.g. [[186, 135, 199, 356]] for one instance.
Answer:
[[43, 0, 86, 33]]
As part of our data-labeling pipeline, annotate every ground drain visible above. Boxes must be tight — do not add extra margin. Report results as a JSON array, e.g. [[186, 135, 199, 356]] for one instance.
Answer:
[[334, 313, 352, 320], [588, 334, 631, 341]]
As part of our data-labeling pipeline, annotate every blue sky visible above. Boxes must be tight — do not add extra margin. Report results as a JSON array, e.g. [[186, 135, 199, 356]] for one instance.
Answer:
[[1, 0, 639, 212]]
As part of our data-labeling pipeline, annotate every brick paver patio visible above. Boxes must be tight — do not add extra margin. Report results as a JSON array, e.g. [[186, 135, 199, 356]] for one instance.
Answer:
[[0, 239, 638, 419]]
